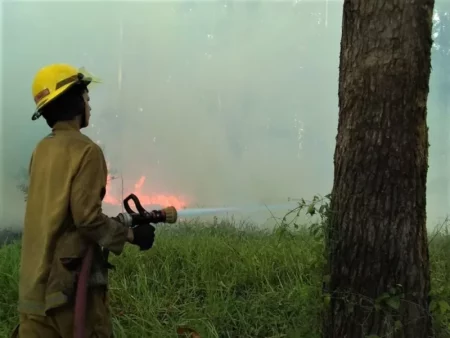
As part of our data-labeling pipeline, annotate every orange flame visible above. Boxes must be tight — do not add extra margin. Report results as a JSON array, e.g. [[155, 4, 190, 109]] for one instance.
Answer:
[[104, 174, 187, 210]]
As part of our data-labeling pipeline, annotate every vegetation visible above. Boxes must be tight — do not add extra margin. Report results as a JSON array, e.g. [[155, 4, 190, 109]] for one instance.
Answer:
[[0, 199, 448, 338]]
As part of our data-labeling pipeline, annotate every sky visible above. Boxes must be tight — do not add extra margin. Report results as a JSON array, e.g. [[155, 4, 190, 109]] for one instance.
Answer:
[[0, 0, 449, 228]]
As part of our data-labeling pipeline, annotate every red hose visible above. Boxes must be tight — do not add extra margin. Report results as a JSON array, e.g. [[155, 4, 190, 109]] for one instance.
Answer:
[[74, 245, 94, 338]]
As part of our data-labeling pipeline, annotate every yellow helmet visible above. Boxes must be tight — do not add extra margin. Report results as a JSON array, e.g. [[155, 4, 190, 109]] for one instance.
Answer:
[[31, 63, 101, 120]]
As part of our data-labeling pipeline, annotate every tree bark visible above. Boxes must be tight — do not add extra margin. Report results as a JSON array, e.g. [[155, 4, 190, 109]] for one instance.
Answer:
[[324, 1, 435, 337]]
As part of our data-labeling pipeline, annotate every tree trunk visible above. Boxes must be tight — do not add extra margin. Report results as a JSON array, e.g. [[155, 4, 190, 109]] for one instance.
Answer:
[[324, 1, 435, 337]]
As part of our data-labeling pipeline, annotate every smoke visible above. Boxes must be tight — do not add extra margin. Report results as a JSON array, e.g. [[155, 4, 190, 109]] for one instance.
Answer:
[[0, 0, 448, 228]]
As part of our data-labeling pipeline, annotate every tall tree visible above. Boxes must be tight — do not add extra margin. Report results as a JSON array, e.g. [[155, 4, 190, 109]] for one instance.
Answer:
[[324, 1, 435, 337]]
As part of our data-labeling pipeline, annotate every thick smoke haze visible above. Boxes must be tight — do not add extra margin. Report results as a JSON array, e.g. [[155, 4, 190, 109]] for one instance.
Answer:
[[1, 0, 449, 228]]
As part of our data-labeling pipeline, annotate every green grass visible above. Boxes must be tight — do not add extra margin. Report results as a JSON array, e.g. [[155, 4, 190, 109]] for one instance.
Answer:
[[0, 220, 449, 338]]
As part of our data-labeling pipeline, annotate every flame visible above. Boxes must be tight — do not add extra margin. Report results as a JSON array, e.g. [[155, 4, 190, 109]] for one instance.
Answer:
[[104, 174, 188, 210]]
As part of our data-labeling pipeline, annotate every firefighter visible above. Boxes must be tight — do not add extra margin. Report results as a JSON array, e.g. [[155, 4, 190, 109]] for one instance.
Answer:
[[12, 64, 156, 338]]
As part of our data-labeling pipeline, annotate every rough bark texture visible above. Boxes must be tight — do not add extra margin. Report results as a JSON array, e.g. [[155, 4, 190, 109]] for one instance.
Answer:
[[324, 1, 435, 337]]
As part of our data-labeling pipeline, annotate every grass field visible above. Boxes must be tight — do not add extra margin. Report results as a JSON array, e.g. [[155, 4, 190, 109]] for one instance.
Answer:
[[0, 218, 449, 338]]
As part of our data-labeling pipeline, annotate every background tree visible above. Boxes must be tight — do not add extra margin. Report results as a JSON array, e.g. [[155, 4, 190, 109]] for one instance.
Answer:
[[324, 1, 435, 337], [430, 4, 450, 214]]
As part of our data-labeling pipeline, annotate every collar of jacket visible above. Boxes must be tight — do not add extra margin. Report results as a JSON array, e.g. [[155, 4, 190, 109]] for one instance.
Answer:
[[52, 120, 81, 132]]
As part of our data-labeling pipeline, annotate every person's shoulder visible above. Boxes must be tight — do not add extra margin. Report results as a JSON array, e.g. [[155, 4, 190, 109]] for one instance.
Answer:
[[78, 135, 105, 158], [36, 130, 94, 147], [30, 132, 105, 169], [54, 132, 104, 162], [67, 132, 99, 149]]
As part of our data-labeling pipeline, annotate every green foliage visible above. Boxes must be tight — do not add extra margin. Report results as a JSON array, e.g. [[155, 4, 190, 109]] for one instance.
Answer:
[[0, 215, 449, 338], [429, 224, 450, 336], [275, 196, 450, 337], [277, 194, 331, 241]]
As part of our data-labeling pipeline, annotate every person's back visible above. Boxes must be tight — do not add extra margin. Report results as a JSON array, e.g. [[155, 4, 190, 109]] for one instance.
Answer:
[[19, 121, 105, 315], [13, 64, 157, 338]]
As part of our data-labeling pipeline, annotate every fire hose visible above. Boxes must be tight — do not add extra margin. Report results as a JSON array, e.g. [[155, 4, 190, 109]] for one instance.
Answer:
[[74, 193, 177, 338]]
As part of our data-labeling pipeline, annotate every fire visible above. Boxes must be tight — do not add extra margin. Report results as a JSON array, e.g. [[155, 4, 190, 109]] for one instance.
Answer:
[[103, 174, 188, 210]]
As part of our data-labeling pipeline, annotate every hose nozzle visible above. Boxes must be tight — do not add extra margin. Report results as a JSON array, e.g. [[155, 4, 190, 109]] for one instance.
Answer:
[[162, 206, 177, 224], [117, 193, 179, 227]]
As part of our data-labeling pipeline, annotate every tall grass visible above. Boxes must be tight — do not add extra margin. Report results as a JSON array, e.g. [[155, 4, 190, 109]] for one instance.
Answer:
[[0, 219, 449, 338]]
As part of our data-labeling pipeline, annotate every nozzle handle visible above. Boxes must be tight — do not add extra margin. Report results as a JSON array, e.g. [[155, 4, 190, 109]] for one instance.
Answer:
[[123, 193, 146, 216]]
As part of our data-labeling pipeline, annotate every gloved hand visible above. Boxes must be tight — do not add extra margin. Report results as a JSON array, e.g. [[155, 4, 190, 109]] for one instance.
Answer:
[[131, 224, 156, 251]]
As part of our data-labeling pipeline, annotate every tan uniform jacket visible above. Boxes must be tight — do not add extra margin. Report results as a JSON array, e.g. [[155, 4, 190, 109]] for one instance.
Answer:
[[18, 120, 128, 316]]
